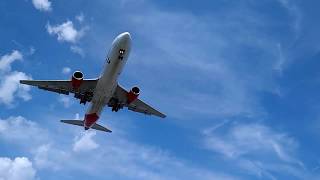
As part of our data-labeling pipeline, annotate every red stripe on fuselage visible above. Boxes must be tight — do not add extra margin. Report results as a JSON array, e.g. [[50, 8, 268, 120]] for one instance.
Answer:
[[84, 113, 99, 128]]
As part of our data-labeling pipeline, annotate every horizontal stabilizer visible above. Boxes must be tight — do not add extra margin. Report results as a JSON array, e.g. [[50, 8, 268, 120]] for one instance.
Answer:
[[92, 123, 112, 133], [60, 120, 112, 133], [61, 120, 84, 127]]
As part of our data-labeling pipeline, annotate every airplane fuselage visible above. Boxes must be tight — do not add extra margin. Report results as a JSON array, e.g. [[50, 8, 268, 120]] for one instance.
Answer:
[[20, 31, 165, 132], [84, 32, 131, 129]]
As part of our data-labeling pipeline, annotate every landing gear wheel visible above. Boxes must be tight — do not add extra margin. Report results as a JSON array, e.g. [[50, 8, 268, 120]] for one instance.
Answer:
[[80, 99, 86, 105], [112, 106, 119, 112]]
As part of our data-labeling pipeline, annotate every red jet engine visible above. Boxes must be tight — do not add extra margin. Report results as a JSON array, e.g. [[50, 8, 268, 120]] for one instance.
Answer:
[[127, 86, 140, 104], [71, 71, 84, 89]]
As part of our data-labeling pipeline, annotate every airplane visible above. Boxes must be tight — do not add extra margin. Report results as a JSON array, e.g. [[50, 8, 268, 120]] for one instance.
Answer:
[[20, 32, 166, 133]]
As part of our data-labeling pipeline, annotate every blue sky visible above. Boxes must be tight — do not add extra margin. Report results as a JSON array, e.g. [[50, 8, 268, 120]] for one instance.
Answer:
[[1, 0, 320, 179]]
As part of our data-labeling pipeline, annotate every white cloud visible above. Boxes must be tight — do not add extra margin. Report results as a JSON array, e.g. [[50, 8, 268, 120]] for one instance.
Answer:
[[33, 144, 55, 169], [32, 0, 52, 12], [74, 113, 80, 120], [70, 45, 85, 57], [58, 95, 73, 108], [62, 67, 71, 74], [47, 21, 84, 43], [73, 131, 99, 152], [0, 51, 32, 106], [71, 133, 236, 180], [28, 47, 36, 56], [277, 0, 302, 36], [76, 13, 85, 23], [1, 115, 235, 179], [0, 50, 22, 72], [0, 116, 48, 144], [0, 71, 32, 106], [203, 122, 305, 178], [33, 144, 68, 170], [274, 43, 286, 73], [205, 123, 295, 160], [0, 157, 36, 180]]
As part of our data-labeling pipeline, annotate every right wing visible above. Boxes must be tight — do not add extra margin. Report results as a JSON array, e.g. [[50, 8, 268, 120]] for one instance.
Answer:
[[112, 84, 166, 118], [20, 79, 98, 95], [128, 98, 166, 118]]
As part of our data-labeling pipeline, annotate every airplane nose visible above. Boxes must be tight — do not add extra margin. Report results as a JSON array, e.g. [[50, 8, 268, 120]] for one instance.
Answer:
[[116, 32, 131, 46], [122, 32, 131, 40]]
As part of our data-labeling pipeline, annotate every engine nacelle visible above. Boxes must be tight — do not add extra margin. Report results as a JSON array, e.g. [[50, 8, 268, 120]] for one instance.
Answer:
[[127, 86, 140, 104], [71, 71, 84, 89]]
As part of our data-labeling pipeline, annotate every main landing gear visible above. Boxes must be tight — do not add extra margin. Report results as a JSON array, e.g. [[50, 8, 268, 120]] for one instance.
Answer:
[[75, 92, 93, 105], [109, 98, 123, 112], [112, 105, 120, 112]]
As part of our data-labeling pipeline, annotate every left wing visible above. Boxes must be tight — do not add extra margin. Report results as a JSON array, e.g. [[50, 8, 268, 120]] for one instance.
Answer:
[[20, 79, 98, 95], [112, 84, 166, 118]]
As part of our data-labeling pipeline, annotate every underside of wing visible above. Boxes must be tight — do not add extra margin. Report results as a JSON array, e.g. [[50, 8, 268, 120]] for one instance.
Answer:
[[112, 84, 166, 118], [20, 79, 98, 94], [128, 99, 166, 118]]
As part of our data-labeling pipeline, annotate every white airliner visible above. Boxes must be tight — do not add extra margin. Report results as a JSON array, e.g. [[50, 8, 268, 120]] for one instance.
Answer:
[[20, 32, 166, 133]]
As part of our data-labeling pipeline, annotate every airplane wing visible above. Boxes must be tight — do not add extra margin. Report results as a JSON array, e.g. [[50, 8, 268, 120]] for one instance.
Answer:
[[112, 84, 166, 118], [20, 79, 98, 96]]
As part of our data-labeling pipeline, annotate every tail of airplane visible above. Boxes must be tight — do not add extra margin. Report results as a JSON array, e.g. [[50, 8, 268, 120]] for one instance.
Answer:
[[60, 120, 112, 133]]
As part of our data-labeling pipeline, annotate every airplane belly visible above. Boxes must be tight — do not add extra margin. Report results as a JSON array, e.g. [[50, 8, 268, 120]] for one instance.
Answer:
[[84, 32, 130, 128], [86, 58, 126, 116]]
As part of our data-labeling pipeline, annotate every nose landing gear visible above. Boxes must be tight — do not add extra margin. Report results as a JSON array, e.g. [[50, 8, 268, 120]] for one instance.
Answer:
[[118, 49, 125, 60]]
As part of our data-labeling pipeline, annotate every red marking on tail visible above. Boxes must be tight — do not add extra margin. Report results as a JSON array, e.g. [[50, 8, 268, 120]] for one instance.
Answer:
[[84, 113, 99, 128]]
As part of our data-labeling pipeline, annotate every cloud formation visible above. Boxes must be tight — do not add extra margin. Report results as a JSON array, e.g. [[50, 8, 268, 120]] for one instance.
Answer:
[[0, 116, 48, 144], [0, 51, 32, 106], [73, 131, 99, 152], [62, 67, 71, 75], [70, 45, 85, 57], [0, 50, 22, 72], [58, 95, 73, 108], [203, 121, 306, 179], [32, 0, 52, 12], [47, 21, 84, 43], [0, 157, 36, 180], [0, 114, 237, 180]]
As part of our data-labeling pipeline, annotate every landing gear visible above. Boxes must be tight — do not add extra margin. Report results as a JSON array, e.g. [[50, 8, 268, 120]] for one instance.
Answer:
[[112, 105, 119, 112], [118, 49, 125, 60], [75, 92, 93, 105], [109, 97, 123, 112], [119, 49, 125, 54], [80, 98, 87, 105]]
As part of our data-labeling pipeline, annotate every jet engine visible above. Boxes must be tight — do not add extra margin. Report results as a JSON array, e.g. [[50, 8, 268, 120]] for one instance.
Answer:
[[71, 71, 84, 89], [127, 86, 140, 104]]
